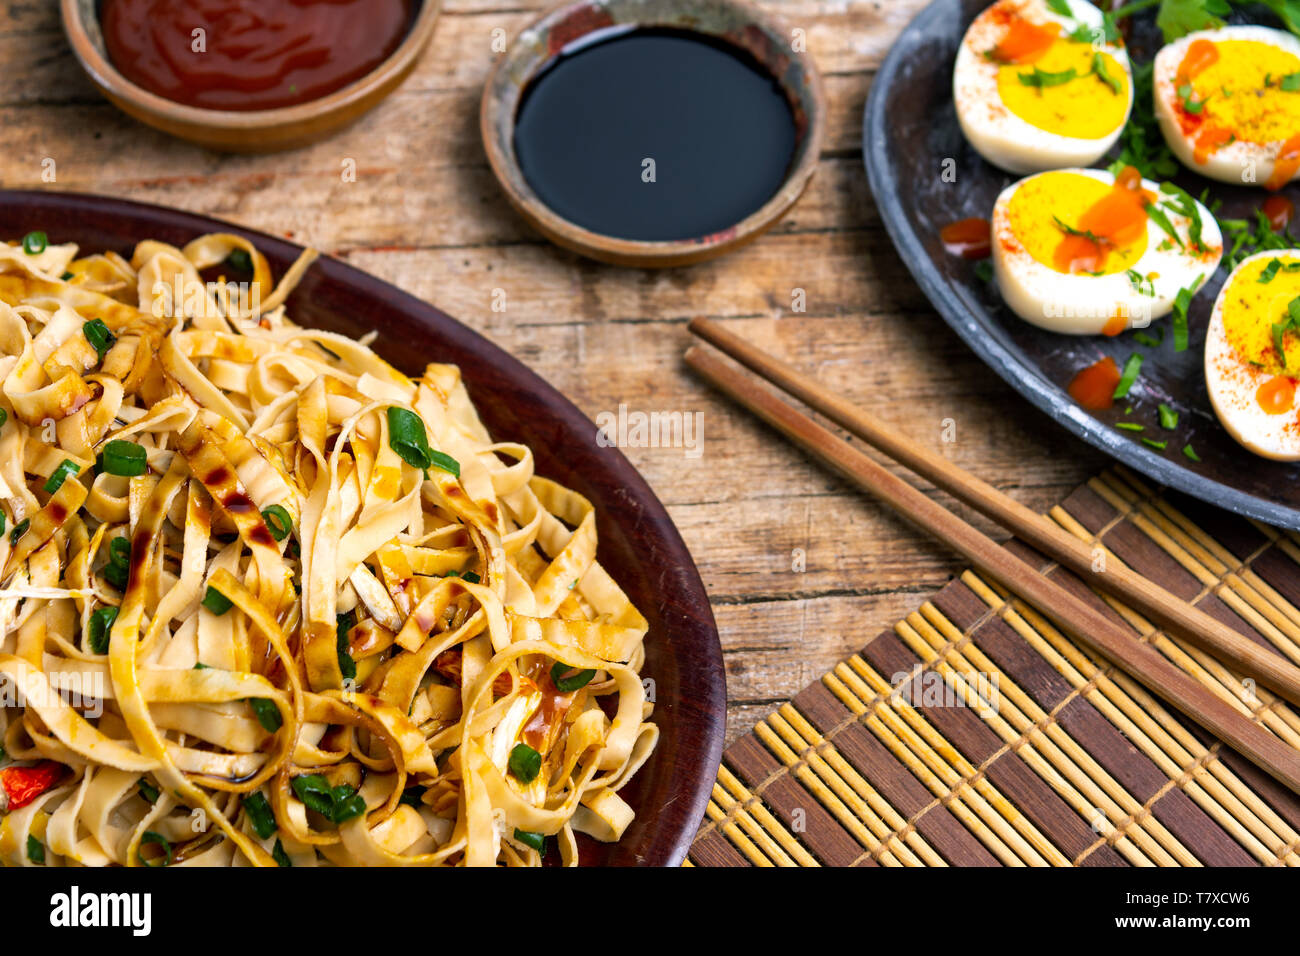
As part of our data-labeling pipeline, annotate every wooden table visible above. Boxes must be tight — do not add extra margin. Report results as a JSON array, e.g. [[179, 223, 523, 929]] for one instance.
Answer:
[[0, 0, 1107, 746]]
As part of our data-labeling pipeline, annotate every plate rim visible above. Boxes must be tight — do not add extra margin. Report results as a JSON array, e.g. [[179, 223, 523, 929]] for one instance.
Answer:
[[0, 187, 726, 867], [862, 0, 1300, 533]]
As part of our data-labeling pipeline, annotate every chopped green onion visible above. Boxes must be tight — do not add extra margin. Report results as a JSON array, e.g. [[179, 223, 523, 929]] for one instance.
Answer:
[[1132, 330, 1162, 348], [0, 408, 7, 428], [242, 792, 277, 839], [138, 777, 160, 805], [1282, 72, 1300, 92], [508, 743, 542, 784], [10, 518, 29, 547], [225, 249, 253, 273], [551, 662, 596, 693], [272, 838, 292, 867], [201, 585, 233, 615], [104, 535, 130, 590], [1142, 438, 1168, 450], [193, 662, 211, 670], [427, 449, 460, 478], [43, 459, 79, 494], [1182, 443, 1202, 462], [387, 407, 435, 471], [399, 786, 427, 808], [88, 605, 118, 654], [291, 774, 366, 824], [1116, 422, 1145, 432], [82, 318, 116, 362], [21, 231, 47, 255], [261, 504, 292, 542], [0, 512, 6, 536], [1158, 404, 1179, 430], [138, 831, 172, 867], [1112, 354, 1143, 399], [99, 440, 147, 477], [336, 610, 357, 681], [26, 835, 44, 864], [514, 829, 546, 852], [248, 697, 282, 733], [974, 260, 994, 283]]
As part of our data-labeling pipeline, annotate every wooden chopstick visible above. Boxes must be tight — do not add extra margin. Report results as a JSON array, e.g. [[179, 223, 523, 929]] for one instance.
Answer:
[[690, 316, 1300, 710], [684, 339, 1300, 797]]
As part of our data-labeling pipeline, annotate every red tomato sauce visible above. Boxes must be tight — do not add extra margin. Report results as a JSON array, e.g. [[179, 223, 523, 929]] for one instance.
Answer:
[[101, 0, 415, 112]]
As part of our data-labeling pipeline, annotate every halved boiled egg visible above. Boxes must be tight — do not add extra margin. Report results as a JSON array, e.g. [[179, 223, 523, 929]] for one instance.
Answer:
[[1154, 26, 1300, 189], [991, 166, 1222, 333], [1206, 250, 1300, 459], [954, 0, 1133, 174]]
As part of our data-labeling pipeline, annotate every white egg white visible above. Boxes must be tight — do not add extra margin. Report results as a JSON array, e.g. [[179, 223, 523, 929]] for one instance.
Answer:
[[1154, 26, 1300, 187], [1205, 250, 1300, 460], [991, 167, 1222, 334], [953, 0, 1133, 174]]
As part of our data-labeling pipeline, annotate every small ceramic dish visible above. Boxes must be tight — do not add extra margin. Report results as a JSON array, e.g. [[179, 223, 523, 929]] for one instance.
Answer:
[[481, 0, 825, 268], [60, 0, 442, 153]]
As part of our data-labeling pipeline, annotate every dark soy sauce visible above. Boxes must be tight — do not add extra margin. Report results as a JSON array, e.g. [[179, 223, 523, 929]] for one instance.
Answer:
[[513, 27, 798, 242]]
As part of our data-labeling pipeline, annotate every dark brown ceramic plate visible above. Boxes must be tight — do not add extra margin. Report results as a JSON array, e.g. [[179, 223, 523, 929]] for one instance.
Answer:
[[0, 189, 725, 866], [865, 0, 1300, 530]]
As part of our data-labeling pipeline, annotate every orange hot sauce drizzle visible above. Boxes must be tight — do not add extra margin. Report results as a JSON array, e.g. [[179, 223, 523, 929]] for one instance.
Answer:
[[1178, 38, 1219, 82], [990, 19, 1059, 64], [1258, 375, 1297, 414], [1266, 134, 1300, 191], [1068, 356, 1121, 410], [1263, 194, 1296, 232], [1176, 39, 1233, 165], [1101, 313, 1128, 337], [940, 217, 993, 259], [1053, 165, 1149, 274]]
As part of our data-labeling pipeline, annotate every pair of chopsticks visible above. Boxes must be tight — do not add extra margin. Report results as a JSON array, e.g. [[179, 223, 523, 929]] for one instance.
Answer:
[[686, 317, 1300, 797]]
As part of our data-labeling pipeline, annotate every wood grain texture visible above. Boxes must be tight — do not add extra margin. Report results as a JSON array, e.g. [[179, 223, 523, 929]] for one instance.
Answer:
[[0, 0, 1107, 746]]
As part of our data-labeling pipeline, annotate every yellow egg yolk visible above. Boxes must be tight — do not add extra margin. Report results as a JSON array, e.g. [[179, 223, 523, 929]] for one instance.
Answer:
[[1182, 40, 1300, 145], [1221, 255, 1300, 375], [1007, 171, 1148, 276], [997, 38, 1129, 138]]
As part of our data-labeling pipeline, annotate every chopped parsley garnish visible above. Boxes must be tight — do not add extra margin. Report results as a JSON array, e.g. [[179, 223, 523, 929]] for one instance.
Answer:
[[1113, 354, 1144, 399], [1127, 270, 1155, 297], [1092, 53, 1123, 94], [1018, 66, 1079, 91]]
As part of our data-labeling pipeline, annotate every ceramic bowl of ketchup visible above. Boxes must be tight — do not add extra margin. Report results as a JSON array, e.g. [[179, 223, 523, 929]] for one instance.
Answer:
[[61, 0, 441, 153], [481, 0, 825, 268]]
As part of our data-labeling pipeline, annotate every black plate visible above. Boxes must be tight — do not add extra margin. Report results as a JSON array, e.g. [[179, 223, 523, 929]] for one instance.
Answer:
[[865, 0, 1300, 530]]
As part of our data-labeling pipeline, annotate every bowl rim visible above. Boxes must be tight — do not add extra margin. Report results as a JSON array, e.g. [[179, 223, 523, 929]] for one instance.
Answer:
[[60, 0, 443, 130], [480, 0, 826, 267]]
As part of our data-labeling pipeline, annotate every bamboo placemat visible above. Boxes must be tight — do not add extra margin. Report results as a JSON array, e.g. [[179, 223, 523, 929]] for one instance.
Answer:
[[688, 466, 1300, 867]]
